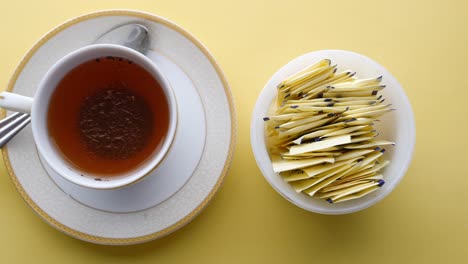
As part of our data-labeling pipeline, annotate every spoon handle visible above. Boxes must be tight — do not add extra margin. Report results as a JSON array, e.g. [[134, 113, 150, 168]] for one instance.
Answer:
[[0, 112, 24, 126], [0, 113, 31, 148]]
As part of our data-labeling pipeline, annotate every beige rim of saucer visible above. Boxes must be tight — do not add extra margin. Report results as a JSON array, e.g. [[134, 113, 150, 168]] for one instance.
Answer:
[[0, 9, 236, 245]]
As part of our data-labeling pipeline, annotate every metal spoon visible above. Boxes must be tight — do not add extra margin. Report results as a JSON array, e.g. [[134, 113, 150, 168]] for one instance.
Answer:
[[0, 24, 150, 148], [95, 23, 150, 54]]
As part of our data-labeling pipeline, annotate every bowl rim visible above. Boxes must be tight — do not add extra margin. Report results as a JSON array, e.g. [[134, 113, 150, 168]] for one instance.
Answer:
[[250, 49, 416, 214]]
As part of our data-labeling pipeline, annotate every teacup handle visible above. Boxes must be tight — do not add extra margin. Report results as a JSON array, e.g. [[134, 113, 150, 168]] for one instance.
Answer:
[[0, 92, 33, 114]]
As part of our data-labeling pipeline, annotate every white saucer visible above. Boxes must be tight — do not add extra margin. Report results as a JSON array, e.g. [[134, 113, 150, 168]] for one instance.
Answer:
[[2, 10, 236, 244]]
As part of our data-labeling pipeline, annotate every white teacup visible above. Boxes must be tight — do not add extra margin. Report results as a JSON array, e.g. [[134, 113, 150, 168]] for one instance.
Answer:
[[0, 44, 177, 189]]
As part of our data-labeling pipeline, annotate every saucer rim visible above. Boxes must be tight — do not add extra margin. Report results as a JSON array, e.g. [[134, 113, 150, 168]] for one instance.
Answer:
[[1, 9, 236, 245]]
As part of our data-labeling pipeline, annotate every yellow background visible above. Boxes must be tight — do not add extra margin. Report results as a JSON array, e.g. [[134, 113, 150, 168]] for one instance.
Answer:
[[0, 0, 467, 263]]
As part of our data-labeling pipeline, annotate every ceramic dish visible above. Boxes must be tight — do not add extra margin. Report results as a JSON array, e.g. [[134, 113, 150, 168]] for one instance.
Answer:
[[1, 10, 236, 245], [251, 50, 415, 214]]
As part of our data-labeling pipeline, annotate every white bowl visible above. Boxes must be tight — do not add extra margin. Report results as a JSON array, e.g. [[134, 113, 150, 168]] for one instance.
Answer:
[[251, 50, 415, 214]]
